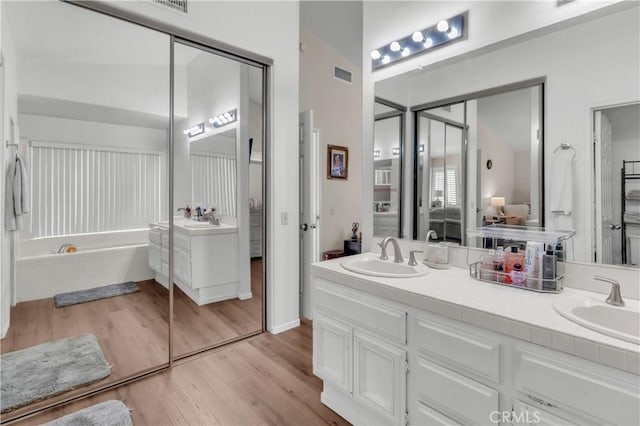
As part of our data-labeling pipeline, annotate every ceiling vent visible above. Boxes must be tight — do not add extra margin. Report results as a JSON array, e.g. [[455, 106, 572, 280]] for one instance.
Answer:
[[152, 0, 188, 14], [334, 66, 352, 84]]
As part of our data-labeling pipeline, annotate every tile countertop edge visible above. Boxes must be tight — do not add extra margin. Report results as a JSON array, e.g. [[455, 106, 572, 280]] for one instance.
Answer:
[[311, 257, 640, 375]]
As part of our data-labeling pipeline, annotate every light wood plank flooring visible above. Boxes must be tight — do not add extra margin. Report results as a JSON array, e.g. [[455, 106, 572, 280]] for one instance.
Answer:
[[1, 260, 263, 417], [16, 318, 349, 426]]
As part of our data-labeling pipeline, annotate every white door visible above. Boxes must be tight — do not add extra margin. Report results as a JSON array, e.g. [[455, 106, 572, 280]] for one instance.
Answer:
[[299, 111, 319, 319], [353, 331, 407, 424], [595, 110, 618, 264], [313, 313, 352, 394]]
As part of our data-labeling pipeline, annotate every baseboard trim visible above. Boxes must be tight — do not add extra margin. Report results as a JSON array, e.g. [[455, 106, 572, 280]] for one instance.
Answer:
[[269, 318, 300, 334], [1, 320, 9, 339], [238, 292, 253, 300]]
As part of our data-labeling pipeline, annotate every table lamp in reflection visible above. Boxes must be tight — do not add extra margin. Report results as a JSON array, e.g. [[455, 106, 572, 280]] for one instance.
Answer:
[[490, 197, 505, 218]]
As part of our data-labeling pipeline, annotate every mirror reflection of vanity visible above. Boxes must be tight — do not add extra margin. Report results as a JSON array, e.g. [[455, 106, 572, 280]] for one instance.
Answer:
[[371, 3, 639, 268]]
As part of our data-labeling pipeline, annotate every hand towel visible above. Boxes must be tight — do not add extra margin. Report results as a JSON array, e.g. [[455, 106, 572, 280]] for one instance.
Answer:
[[4, 160, 16, 231], [13, 153, 30, 215], [550, 153, 573, 216]]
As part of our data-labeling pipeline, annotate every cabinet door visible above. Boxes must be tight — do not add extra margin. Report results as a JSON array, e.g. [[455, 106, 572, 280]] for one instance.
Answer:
[[148, 242, 161, 272], [174, 248, 191, 285], [313, 313, 352, 394], [353, 331, 407, 424]]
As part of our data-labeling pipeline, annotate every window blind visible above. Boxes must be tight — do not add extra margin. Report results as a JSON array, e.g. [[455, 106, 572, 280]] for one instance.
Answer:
[[433, 167, 458, 206], [30, 143, 161, 238], [190, 154, 237, 216]]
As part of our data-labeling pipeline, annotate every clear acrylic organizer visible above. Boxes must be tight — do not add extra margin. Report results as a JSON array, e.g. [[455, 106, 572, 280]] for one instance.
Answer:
[[466, 224, 575, 294]]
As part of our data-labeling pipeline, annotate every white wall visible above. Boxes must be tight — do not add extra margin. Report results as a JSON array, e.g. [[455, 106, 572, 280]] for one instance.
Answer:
[[300, 28, 363, 254], [362, 3, 640, 262], [106, 0, 300, 333]]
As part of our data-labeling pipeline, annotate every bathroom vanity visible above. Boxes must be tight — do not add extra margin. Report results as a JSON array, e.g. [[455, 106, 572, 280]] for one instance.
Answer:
[[149, 219, 249, 305], [311, 254, 640, 426]]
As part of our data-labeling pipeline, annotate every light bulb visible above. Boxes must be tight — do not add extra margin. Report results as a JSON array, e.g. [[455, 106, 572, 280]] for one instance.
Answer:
[[382, 55, 391, 65], [448, 27, 459, 39], [370, 49, 381, 60], [224, 112, 232, 119], [208, 118, 215, 124], [412, 31, 424, 42], [423, 38, 433, 48], [183, 129, 189, 135], [390, 41, 401, 52], [437, 19, 449, 32], [401, 47, 410, 57]]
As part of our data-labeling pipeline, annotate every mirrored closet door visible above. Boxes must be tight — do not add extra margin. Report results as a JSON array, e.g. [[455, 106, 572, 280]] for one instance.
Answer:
[[1, 0, 170, 419], [170, 41, 264, 359]]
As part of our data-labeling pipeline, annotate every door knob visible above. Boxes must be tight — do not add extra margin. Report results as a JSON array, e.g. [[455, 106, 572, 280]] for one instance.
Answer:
[[309, 224, 317, 229], [609, 224, 622, 230], [300, 223, 308, 231]]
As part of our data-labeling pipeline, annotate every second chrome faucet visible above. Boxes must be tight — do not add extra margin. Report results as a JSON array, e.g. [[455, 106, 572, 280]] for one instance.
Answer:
[[379, 237, 404, 263]]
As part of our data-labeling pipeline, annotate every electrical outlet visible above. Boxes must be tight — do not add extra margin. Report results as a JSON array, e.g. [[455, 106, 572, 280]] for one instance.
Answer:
[[280, 212, 288, 225], [330, 206, 336, 216]]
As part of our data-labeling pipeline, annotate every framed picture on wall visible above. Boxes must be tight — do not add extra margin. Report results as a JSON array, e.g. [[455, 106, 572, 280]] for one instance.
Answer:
[[327, 145, 349, 179]]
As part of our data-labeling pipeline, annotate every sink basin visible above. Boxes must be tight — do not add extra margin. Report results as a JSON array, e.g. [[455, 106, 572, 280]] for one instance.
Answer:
[[183, 222, 218, 228], [341, 255, 429, 278], [553, 294, 640, 344]]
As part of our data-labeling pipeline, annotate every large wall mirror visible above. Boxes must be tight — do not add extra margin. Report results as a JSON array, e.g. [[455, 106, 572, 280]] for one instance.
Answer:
[[1, 0, 267, 421], [373, 4, 638, 269], [373, 97, 406, 238]]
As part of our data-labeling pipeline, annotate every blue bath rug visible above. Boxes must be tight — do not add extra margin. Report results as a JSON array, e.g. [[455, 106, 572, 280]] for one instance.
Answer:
[[54, 282, 140, 308], [0, 334, 111, 413], [44, 400, 132, 426]]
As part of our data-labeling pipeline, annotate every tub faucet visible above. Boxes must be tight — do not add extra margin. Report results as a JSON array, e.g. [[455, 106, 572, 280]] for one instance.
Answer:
[[426, 229, 438, 242], [379, 237, 404, 263], [594, 276, 625, 307]]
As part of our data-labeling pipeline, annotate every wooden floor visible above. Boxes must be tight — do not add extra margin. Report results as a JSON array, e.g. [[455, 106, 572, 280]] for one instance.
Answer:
[[1, 259, 263, 416], [16, 319, 349, 426]]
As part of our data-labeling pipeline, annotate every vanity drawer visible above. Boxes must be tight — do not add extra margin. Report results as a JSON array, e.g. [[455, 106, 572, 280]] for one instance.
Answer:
[[414, 316, 500, 383], [411, 401, 461, 426], [149, 228, 164, 245], [414, 356, 499, 425], [515, 349, 640, 425], [161, 247, 169, 263], [315, 280, 406, 344]]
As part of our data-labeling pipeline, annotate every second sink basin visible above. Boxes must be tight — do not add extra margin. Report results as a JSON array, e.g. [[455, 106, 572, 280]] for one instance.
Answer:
[[553, 294, 640, 344], [341, 254, 429, 278]]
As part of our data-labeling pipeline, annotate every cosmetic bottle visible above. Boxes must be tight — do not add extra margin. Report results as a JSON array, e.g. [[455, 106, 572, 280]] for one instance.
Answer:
[[542, 246, 557, 291], [510, 263, 526, 286], [493, 247, 505, 283], [504, 246, 525, 284]]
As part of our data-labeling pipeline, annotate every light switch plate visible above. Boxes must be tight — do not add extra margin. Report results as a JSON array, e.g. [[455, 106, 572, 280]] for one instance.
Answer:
[[280, 212, 288, 225]]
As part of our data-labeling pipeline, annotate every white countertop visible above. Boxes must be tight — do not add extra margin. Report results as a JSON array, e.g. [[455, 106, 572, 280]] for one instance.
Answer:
[[150, 219, 238, 236], [312, 252, 640, 373]]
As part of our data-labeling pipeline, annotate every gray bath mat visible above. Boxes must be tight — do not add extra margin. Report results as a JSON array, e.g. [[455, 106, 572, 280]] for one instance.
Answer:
[[54, 282, 139, 308], [0, 334, 111, 413], [45, 400, 132, 426]]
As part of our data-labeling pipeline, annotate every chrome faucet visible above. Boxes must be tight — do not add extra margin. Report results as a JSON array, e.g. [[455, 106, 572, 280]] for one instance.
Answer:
[[379, 237, 404, 263], [594, 276, 625, 307], [426, 229, 438, 242], [203, 208, 220, 225]]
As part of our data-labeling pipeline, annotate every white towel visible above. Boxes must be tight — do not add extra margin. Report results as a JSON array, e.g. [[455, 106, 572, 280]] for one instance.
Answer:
[[14, 153, 30, 215], [4, 159, 16, 231], [550, 153, 573, 216]]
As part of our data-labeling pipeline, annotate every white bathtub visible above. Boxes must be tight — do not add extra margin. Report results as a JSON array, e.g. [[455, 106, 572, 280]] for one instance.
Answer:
[[16, 230, 155, 302]]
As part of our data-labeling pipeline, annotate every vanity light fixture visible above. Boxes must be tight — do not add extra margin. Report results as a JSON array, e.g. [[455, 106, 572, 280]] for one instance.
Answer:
[[370, 12, 466, 70], [374, 150, 381, 158], [208, 108, 237, 128], [183, 122, 205, 138], [392, 147, 400, 156]]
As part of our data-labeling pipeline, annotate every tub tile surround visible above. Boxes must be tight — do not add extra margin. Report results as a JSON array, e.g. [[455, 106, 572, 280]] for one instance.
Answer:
[[312, 244, 640, 375]]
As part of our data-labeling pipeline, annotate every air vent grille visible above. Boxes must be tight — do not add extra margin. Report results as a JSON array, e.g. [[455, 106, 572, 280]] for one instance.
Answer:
[[334, 66, 352, 84], [152, 0, 188, 13]]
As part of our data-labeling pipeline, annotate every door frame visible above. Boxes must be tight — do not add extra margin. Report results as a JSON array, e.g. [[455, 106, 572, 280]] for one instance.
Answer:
[[591, 100, 640, 263]]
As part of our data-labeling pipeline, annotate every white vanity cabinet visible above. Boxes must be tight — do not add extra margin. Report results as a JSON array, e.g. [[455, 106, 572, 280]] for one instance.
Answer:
[[148, 223, 241, 305], [312, 276, 640, 426], [313, 280, 408, 425]]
